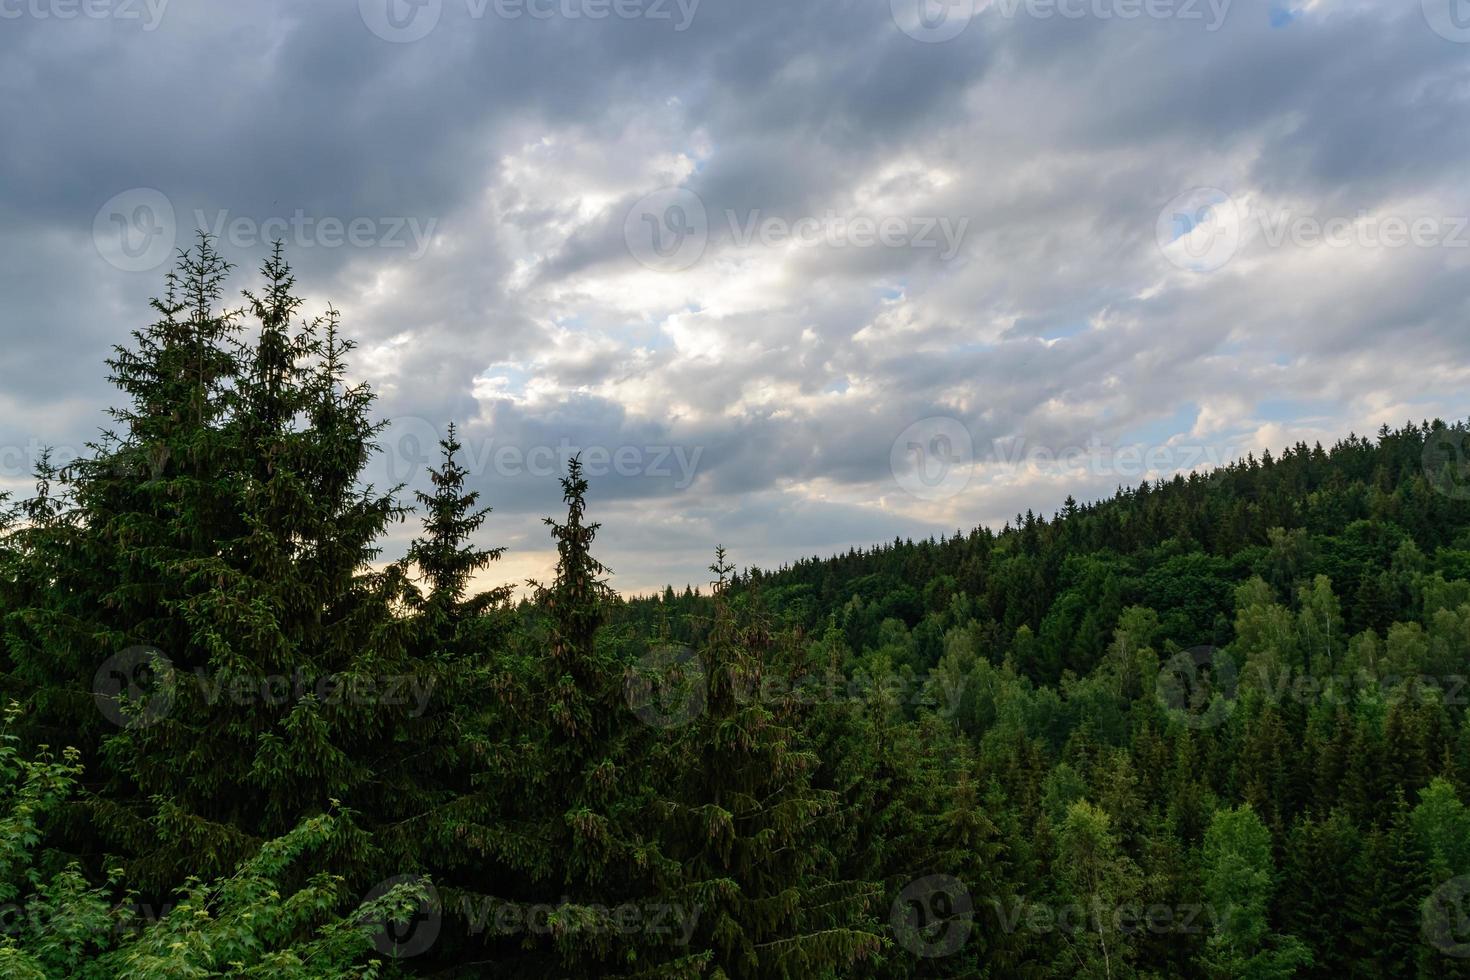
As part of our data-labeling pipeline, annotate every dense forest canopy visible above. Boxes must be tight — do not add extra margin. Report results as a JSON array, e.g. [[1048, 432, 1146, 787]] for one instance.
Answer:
[[2, 241, 1469, 976]]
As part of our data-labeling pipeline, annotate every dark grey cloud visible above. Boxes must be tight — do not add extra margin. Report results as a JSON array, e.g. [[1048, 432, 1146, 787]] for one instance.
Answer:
[[2, 0, 1468, 590]]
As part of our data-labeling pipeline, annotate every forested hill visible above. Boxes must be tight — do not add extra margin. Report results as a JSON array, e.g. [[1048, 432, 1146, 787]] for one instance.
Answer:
[[629, 421, 1470, 686], [5, 242, 1470, 976]]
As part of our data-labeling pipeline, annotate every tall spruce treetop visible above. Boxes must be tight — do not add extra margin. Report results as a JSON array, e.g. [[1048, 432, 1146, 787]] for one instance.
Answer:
[[408, 424, 508, 624], [13, 235, 245, 757], [19, 240, 418, 891], [432, 460, 693, 976], [536, 455, 616, 743], [649, 548, 884, 978]]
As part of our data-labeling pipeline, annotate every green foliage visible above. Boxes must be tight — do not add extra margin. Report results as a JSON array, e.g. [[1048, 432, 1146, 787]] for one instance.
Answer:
[[1200, 804, 1310, 978], [5, 241, 1470, 976], [0, 702, 412, 978]]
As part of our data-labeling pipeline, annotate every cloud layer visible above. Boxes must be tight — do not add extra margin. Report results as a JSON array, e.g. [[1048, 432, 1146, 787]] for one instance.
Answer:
[[3, 0, 1469, 592]]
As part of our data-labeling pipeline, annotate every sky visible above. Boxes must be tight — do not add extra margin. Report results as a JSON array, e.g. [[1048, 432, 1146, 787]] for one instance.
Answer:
[[2, 0, 1469, 595]]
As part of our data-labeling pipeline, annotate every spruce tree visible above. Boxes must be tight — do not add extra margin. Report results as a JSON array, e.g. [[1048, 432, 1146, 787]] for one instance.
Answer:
[[406, 424, 509, 626], [1346, 795, 1433, 975], [13, 240, 419, 893], [649, 550, 883, 977]]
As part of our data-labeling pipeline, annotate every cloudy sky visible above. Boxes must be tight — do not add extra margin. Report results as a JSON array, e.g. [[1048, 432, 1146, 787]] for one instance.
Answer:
[[3, 0, 1469, 594]]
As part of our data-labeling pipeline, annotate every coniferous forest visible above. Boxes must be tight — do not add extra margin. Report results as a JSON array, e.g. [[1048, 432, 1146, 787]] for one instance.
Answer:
[[4, 240, 1470, 978]]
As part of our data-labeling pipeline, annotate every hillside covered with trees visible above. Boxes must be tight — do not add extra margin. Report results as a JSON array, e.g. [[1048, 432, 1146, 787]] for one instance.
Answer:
[[2, 240, 1470, 977]]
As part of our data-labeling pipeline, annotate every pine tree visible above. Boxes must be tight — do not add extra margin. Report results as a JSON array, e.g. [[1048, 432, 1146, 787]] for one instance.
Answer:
[[1279, 809, 1360, 975], [407, 425, 509, 625], [647, 550, 884, 977], [419, 459, 700, 976], [357, 427, 527, 971], [1346, 795, 1433, 975], [8, 236, 251, 881], [13, 241, 421, 893]]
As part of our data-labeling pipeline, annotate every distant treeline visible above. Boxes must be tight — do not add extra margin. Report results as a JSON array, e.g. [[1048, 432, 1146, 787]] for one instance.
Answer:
[[2, 238, 1469, 977]]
